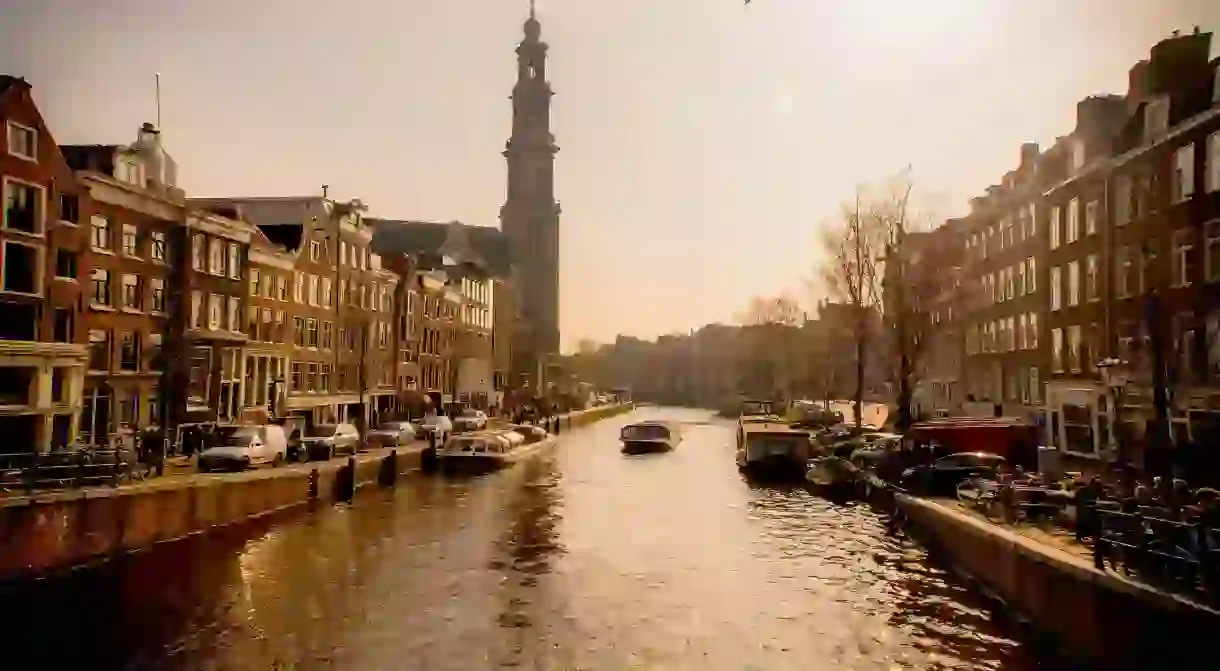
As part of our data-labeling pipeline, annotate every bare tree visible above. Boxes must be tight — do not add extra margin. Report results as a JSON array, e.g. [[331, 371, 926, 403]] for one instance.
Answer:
[[821, 193, 885, 428]]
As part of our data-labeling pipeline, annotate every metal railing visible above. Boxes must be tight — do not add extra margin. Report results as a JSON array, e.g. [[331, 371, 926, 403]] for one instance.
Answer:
[[0, 445, 158, 495], [1083, 503, 1220, 604]]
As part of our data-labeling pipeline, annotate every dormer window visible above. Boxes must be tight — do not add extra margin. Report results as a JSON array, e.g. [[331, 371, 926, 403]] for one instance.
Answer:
[[6, 121, 37, 162], [115, 157, 144, 187], [1145, 97, 1170, 141]]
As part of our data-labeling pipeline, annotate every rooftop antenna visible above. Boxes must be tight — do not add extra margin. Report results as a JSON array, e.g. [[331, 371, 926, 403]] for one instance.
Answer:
[[155, 73, 162, 130]]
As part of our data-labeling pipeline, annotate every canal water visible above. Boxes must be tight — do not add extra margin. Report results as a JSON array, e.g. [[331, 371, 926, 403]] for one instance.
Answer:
[[8, 407, 1049, 670]]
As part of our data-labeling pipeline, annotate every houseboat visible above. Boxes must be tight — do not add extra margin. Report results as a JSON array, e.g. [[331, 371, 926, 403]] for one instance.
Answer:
[[735, 420, 812, 477], [620, 420, 682, 454], [437, 425, 553, 473]]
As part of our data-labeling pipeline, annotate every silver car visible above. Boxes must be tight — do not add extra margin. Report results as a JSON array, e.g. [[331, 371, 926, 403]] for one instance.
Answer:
[[364, 421, 418, 449], [302, 423, 361, 461]]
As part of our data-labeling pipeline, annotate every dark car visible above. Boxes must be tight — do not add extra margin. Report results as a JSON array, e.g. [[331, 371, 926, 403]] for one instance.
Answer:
[[900, 452, 1006, 496]]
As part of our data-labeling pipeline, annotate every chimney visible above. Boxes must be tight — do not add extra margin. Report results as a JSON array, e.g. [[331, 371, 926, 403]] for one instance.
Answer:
[[1127, 59, 1152, 108], [1019, 142, 1040, 170]]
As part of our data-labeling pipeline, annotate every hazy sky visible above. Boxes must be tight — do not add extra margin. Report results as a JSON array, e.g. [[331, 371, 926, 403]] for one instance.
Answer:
[[5, 0, 1220, 351]]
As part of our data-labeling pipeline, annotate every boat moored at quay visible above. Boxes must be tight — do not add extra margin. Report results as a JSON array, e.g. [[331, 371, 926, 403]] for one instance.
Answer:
[[437, 425, 554, 474]]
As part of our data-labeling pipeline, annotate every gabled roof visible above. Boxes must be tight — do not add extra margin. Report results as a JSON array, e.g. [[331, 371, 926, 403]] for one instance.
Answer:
[[60, 144, 122, 176], [368, 219, 512, 277], [0, 75, 25, 99]]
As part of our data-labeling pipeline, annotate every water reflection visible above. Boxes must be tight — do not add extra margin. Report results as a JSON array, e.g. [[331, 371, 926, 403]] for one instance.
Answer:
[[2, 407, 1066, 670]]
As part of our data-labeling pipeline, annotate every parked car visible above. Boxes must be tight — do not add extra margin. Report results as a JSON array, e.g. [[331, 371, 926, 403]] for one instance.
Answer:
[[454, 408, 489, 432], [301, 423, 361, 461], [901, 452, 1007, 497], [418, 414, 454, 444], [198, 425, 288, 472], [365, 420, 418, 449]]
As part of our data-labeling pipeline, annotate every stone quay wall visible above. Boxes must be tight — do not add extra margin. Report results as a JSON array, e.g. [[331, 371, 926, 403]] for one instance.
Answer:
[[896, 494, 1219, 670], [0, 403, 634, 582]]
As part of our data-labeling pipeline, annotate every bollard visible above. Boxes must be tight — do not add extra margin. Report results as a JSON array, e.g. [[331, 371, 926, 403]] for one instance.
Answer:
[[379, 450, 398, 486], [421, 432, 439, 473], [554, 416, 561, 435], [334, 456, 357, 502], [308, 468, 320, 500]]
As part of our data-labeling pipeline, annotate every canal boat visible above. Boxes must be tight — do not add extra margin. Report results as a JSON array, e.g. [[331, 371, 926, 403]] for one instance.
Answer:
[[437, 427, 553, 473], [735, 421, 813, 477], [620, 420, 682, 454]]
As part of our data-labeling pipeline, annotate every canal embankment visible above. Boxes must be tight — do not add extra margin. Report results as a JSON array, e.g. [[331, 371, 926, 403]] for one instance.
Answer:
[[0, 403, 633, 582], [895, 493, 1219, 670]]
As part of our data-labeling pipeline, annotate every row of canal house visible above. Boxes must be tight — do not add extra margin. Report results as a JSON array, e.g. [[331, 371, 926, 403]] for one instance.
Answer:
[[0, 75, 518, 452], [911, 28, 1220, 467]]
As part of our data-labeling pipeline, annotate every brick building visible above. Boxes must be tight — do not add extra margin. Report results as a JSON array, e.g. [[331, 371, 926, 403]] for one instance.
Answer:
[[63, 124, 183, 444], [0, 76, 89, 452], [241, 227, 294, 422]]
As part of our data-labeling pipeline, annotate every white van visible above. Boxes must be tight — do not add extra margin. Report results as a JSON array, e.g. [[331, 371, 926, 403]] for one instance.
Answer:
[[198, 424, 289, 472]]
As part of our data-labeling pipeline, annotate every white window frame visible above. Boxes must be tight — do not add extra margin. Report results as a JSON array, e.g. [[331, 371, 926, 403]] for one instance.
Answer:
[[150, 230, 166, 263], [227, 242, 240, 280], [1052, 328, 1064, 373], [91, 267, 111, 307], [208, 238, 224, 276], [1049, 206, 1061, 249], [1173, 143, 1195, 204], [2, 175, 45, 237], [1066, 198, 1080, 243], [228, 295, 241, 332], [1172, 228, 1194, 288], [1206, 220, 1220, 283], [190, 290, 202, 329], [120, 273, 141, 311], [121, 223, 140, 257], [1050, 265, 1062, 311], [1067, 260, 1080, 306], [1068, 325, 1082, 373], [1085, 200, 1098, 236], [0, 239, 44, 297], [208, 293, 223, 330], [5, 120, 37, 162], [1028, 312, 1039, 349], [1085, 254, 1099, 302], [150, 277, 166, 313], [1026, 257, 1036, 293]]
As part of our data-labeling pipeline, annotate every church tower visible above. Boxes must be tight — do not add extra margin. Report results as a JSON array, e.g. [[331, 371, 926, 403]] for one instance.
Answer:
[[501, 1, 560, 389]]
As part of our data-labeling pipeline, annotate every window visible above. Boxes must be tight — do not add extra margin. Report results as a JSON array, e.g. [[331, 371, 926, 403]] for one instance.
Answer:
[[0, 241, 38, 295], [262, 308, 274, 341], [1026, 257, 1036, 293], [1049, 206, 1061, 249], [208, 293, 222, 330], [1067, 261, 1080, 306], [1085, 200, 1098, 236], [1052, 328, 1064, 373], [1005, 267, 1015, 300], [6, 121, 37, 161], [276, 274, 288, 301], [191, 233, 205, 270], [150, 231, 166, 262], [321, 321, 333, 349], [58, 194, 79, 224], [293, 316, 306, 346], [1028, 313, 1039, 349], [227, 242, 240, 279], [1145, 98, 1169, 139], [91, 268, 111, 306], [306, 318, 318, 348], [150, 277, 165, 312], [249, 268, 260, 296], [119, 331, 139, 372], [1206, 220, 1220, 283], [1085, 254, 1098, 301], [1016, 262, 1026, 296], [293, 271, 304, 303], [116, 158, 144, 187], [208, 238, 224, 275], [1066, 198, 1080, 243], [1017, 314, 1027, 350], [1207, 132, 1220, 193], [88, 329, 110, 372], [1068, 325, 1082, 373], [1172, 228, 1196, 288], [310, 238, 322, 261], [228, 296, 240, 331], [322, 277, 332, 307], [1050, 266, 1062, 310], [308, 274, 319, 306], [247, 305, 259, 338], [122, 224, 139, 256], [121, 273, 141, 309], [1173, 144, 1195, 203], [147, 334, 163, 373], [1114, 175, 1131, 226], [1117, 246, 1134, 297], [53, 308, 72, 342], [89, 215, 111, 251], [190, 290, 202, 329]]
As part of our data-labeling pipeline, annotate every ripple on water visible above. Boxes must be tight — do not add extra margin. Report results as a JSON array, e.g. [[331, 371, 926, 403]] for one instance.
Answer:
[[4, 407, 1061, 670]]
